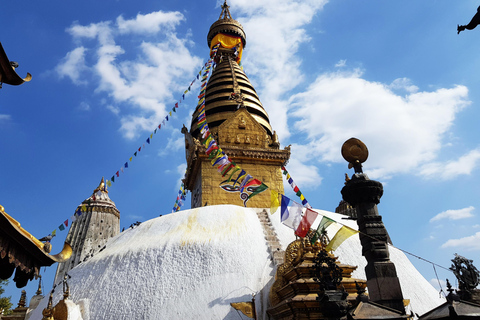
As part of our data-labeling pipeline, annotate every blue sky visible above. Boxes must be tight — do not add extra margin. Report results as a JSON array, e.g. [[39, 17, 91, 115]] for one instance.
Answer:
[[2, 0, 480, 302]]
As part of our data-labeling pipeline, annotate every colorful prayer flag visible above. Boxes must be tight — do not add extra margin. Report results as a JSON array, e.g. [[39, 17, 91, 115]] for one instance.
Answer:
[[59, 224, 65, 231], [247, 181, 268, 200], [125, 162, 128, 168], [52, 229, 57, 236], [295, 208, 318, 238], [325, 226, 359, 252], [280, 196, 304, 230]]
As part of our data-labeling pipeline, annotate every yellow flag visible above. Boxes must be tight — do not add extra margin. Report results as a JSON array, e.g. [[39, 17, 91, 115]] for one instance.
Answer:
[[325, 226, 358, 252], [286, 173, 291, 180], [150, 134, 153, 139], [270, 190, 280, 214], [81, 204, 87, 212], [106, 180, 112, 187], [300, 194, 305, 201], [129, 157, 132, 162], [169, 111, 172, 116]]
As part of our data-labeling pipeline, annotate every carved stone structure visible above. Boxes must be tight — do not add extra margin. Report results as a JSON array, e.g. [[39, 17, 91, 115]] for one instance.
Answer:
[[184, 2, 290, 208], [450, 254, 480, 302], [341, 138, 405, 314], [53, 178, 120, 286], [267, 238, 367, 319]]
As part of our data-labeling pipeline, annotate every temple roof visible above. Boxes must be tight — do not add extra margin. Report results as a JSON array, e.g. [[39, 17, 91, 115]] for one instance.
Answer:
[[0, 42, 31, 86], [0, 205, 71, 288]]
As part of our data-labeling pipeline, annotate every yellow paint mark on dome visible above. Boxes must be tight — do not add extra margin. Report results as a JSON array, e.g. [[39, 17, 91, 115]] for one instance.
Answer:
[[164, 208, 247, 247]]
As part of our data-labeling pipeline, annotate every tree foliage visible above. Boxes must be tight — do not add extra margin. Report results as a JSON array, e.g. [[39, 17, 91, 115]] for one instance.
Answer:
[[0, 279, 13, 315]]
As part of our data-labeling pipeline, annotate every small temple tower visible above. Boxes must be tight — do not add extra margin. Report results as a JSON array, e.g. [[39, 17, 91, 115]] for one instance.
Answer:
[[183, 1, 290, 208], [53, 178, 120, 285]]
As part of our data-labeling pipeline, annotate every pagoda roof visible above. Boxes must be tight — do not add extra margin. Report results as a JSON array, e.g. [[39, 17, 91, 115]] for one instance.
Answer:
[[0, 42, 31, 86], [0, 205, 72, 288]]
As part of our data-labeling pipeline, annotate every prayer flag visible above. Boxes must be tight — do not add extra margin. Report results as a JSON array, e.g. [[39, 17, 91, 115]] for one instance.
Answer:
[[125, 162, 128, 168], [150, 134, 153, 139], [233, 169, 246, 186], [52, 229, 57, 236], [325, 226, 359, 252], [116, 171, 119, 177], [64, 220, 69, 227], [134, 152, 137, 157], [59, 224, 65, 231], [82, 204, 87, 212], [173, 107, 176, 113], [295, 208, 318, 238], [280, 196, 304, 230], [247, 181, 268, 201], [169, 111, 172, 116], [226, 166, 241, 182], [158, 124, 161, 129], [288, 177, 293, 184], [147, 138, 150, 144], [175, 102, 178, 108], [239, 174, 253, 193], [129, 157, 132, 162], [138, 147, 141, 152], [270, 190, 280, 214], [184, 89, 188, 94], [112, 176, 115, 182], [293, 186, 299, 193]]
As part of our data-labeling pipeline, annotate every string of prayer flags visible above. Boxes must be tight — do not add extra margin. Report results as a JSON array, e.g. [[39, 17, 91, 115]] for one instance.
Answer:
[[281, 166, 312, 208], [325, 226, 359, 252], [295, 208, 319, 238], [104, 62, 207, 188], [172, 170, 188, 212], [310, 215, 335, 244]]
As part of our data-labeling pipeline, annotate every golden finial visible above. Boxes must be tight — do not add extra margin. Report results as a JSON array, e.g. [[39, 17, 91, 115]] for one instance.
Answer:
[[42, 292, 55, 320], [219, 0, 232, 20], [36, 275, 42, 295], [17, 290, 27, 308], [93, 177, 108, 194], [341, 138, 368, 173]]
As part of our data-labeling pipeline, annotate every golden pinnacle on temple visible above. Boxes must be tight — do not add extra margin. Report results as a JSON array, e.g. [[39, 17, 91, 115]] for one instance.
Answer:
[[93, 177, 108, 194]]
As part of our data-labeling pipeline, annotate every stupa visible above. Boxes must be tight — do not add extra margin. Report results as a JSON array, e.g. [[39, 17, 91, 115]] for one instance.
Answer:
[[16, 2, 446, 319]]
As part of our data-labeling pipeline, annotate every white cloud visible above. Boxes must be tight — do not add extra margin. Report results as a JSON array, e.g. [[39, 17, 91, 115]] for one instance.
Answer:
[[59, 11, 202, 139], [158, 128, 184, 156], [117, 11, 184, 34], [388, 77, 419, 94], [288, 70, 470, 179], [430, 206, 475, 222], [441, 231, 480, 250], [234, 0, 329, 142], [420, 148, 480, 180], [335, 59, 347, 68], [284, 145, 322, 190], [78, 101, 90, 111], [284, 151, 322, 189], [429, 279, 449, 292], [0, 114, 11, 122], [55, 47, 88, 84]]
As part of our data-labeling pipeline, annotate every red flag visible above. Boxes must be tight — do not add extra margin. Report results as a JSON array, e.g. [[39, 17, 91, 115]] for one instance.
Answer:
[[116, 171, 119, 177], [64, 219, 69, 227], [295, 208, 318, 238], [138, 147, 141, 152]]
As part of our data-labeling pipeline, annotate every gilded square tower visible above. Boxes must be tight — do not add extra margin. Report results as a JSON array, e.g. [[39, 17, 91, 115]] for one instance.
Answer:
[[183, 2, 290, 208]]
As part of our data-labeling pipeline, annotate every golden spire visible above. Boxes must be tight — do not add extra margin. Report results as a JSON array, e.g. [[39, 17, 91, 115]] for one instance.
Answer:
[[207, 1, 246, 48], [219, 0, 232, 20], [36, 276, 42, 295], [93, 177, 108, 194]]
